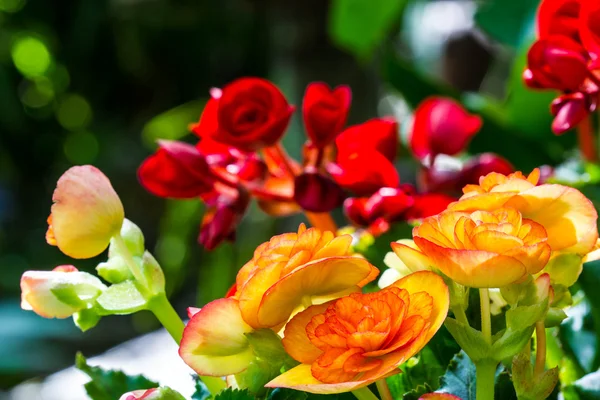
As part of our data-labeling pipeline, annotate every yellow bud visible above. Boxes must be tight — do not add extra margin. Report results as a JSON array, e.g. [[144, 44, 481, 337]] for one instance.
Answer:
[[47, 165, 124, 258]]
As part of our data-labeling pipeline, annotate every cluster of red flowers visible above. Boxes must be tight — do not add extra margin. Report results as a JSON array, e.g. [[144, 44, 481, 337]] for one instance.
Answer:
[[138, 77, 514, 249], [524, 0, 600, 134]]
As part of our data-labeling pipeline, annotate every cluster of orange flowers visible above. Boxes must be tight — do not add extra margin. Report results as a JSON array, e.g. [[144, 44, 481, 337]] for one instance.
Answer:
[[18, 164, 599, 398], [179, 168, 598, 394]]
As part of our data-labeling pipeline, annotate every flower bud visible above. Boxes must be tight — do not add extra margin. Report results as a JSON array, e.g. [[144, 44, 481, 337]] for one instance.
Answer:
[[199, 190, 250, 250], [20, 265, 106, 319], [293, 169, 346, 212], [47, 165, 124, 259], [551, 92, 595, 135], [302, 82, 351, 148]]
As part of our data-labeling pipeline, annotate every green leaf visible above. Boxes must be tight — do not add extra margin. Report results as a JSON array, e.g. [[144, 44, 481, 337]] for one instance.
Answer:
[[213, 388, 254, 400], [51, 285, 89, 308], [328, 0, 407, 58], [143, 387, 187, 400], [474, 0, 538, 48], [505, 301, 548, 331], [245, 329, 296, 366], [268, 388, 308, 400], [559, 298, 599, 374], [96, 280, 148, 315], [192, 376, 211, 400], [512, 349, 559, 400], [75, 352, 158, 400], [444, 318, 491, 362], [73, 308, 101, 332], [96, 256, 135, 284], [437, 351, 477, 400], [142, 100, 206, 148], [571, 370, 600, 400], [112, 219, 145, 257]]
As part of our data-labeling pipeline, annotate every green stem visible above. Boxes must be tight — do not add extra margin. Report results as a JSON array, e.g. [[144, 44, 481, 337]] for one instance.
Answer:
[[534, 320, 547, 377], [112, 234, 148, 287], [148, 294, 226, 394], [352, 387, 380, 400], [479, 288, 492, 345], [453, 304, 470, 327], [376, 379, 393, 400], [475, 360, 496, 400]]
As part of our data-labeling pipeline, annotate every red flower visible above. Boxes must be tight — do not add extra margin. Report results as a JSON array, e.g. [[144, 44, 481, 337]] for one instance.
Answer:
[[138, 140, 214, 198], [302, 82, 351, 148], [459, 153, 515, 187], [581, 1, 600, 59], [199, 189, 250, 250], [551, 91, 598, 134], [328, 150, 399, 196], [197, 78, 295, 152], [537, 0, 581, 41], [336, 117, 398, 162], [410, 97, 482, 160]]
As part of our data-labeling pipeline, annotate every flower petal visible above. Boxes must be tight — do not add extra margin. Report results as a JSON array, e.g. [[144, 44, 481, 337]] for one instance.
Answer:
[[390, 240, 432, 272], [179, 298, 254, 376]]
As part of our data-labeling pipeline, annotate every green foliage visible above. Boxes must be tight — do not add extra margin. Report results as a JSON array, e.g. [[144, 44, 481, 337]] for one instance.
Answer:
[[512, 350, 559, 400], [565, 371, 600, 400], [95, 280, 148, 315], [474, 0, 538, 48], [559, 298, 598, 374], [329, 0, 407, 58], [142, 100, 207, 148], [213, 388, 254, 400], [192, 376, 211, 400], [268, 388, 308, 400], [75, 353, 158, 400]]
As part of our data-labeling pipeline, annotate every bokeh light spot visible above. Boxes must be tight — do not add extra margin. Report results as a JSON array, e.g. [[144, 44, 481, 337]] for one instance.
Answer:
[[63, 131, 99, 164], [11, 36, 52, 77], [20, 77, 54, 108], [0, 0, 25, 13], [56, 93, 92, 130]]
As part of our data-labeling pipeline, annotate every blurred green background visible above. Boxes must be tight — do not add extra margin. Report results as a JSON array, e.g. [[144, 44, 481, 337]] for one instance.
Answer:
[[0, 0, 580, 392]]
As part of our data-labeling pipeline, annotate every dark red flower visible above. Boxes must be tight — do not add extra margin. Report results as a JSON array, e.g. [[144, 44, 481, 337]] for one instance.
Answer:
[[524, 36, 589, 91], [459, 153, 514, 186], [410, 97, 482, 160], [196, 78, 295, 152], [138, 140, 214, 198], [302, 82, 351, 148], [336, 117, 399, 162], [199, 189, 249, 250], [293, 169, 346, 212], [328, 149, 399, 196], [404, 193, 455, 221], [551, 91, 598, 134]]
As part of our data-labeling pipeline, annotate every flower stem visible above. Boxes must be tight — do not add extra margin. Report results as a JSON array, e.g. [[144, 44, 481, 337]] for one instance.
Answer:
[[305, 211, 338, 232], [578, 116, 598, 162], [352, 387, 380, 400], [479, 288, 492, 345], [112, 234, 148, 288], [376, 379, 393, 400], [475, 359, 496, 400], [534, 320, 547, 377], [453, 304, 470, 327]]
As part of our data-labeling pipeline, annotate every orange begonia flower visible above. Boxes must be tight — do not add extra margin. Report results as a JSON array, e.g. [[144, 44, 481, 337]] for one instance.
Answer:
[[449, 169, 598, 255], [235, 224, 379, 329], [179, 297, 255, 376], [266, 271, 449, 394], [419, 394, 462, 400], [47, 165, 125, 259], [395, 207, 551, 288]]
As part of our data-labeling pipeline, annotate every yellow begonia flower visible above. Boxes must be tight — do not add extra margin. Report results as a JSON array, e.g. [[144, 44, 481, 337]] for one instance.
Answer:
[[20, 265, 106, 318], [397, 207, 551, 288], [449, 169, 598, 255], [47, 165, 124, 259], [234, 224, 379, 329], [266, 271, 449, 394]]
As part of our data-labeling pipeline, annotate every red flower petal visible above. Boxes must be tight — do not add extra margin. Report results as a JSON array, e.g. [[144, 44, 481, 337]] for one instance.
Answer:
[[336, 117, 398, 162], [410, 98, 481, 160], [405, 193, 455, 221], [328, 150, 399, 196], [303, 82, 351, 148], [580, 1, 600, 59], [293, 170, 346, 212], [138, 140, 214, 198]]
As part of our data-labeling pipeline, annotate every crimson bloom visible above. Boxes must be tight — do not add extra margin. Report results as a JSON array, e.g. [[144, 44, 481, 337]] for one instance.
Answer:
[[410, 97, 482, 161], [302, 82, 351, 148], [198, 78, 295, 152]]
